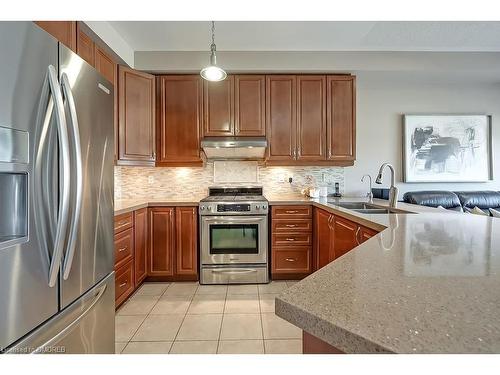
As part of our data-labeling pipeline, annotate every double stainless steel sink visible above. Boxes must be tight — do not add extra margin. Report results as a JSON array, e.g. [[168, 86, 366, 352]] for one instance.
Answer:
[[329, 201, 414, 215]]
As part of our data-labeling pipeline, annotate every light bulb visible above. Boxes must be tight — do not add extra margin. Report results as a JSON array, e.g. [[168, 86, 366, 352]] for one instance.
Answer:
[[200, 65, 227, 82]]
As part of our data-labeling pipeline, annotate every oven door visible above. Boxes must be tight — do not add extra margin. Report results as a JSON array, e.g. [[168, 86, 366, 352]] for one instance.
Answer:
[[201, 215, 268, 265]]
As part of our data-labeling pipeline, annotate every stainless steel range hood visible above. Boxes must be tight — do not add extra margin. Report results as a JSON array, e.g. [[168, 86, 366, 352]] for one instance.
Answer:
[[201, 137, 267, 160]]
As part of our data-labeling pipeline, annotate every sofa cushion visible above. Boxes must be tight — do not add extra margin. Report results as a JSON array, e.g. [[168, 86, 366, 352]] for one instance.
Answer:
[[402, 191, 461, 210], [464, 206, 490, 216], [454, 191, 500, 209]]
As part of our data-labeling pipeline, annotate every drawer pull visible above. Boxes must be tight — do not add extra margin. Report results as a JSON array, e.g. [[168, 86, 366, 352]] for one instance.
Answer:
[[285, 210, 299, 214], [285, 238, 295, 241], [116, 220, 128, 226], [119, 282, 128, 288], [285, 224, 297, 228], [118, 247, 127, 252], [285, 258, 296, 262]]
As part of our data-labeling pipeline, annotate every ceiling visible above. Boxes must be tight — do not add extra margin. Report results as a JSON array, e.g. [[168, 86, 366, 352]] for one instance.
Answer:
[[108, 21, 500, 52]]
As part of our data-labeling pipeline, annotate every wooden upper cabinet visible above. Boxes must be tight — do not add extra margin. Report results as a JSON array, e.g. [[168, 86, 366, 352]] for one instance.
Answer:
[[118, 66, 155, 166], [148, 208, 175, 277], [34, 21, 76, 51], [327, 76, 356, 162], [156, 75, 203, 166], [203, 76, 234, 136], [94, 45, 116, 85], [76, 26, 95, 66], [332, 215, 358, 260], [175, 207, 198, 276], [266, 75, 297, 162], [134, 208, 148, 287], [234, 75, 266, 136], [297, 75, 326, 161]]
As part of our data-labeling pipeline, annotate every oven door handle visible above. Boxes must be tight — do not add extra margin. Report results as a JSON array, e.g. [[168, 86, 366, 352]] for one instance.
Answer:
[[202, 216, 266, 224], [211, 269, 258, 275]]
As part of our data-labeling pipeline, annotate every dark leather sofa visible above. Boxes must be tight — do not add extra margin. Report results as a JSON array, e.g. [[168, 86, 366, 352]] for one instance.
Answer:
[[402, 190, 500, 215]]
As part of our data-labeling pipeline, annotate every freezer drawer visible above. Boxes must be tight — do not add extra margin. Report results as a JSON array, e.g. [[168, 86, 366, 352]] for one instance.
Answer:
[[6, 273, 115, 354]]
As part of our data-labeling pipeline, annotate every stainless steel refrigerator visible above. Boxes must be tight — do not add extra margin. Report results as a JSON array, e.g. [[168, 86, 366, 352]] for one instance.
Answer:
[[0, 22, 115, 353]]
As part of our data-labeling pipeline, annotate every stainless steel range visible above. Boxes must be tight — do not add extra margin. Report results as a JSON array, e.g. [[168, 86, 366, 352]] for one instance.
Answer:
[[199, 187, 269, 284]]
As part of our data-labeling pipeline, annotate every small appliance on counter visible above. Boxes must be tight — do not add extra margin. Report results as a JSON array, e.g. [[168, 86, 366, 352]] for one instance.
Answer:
[[199, 186, 269, 284], [333, 182, 342, 197]]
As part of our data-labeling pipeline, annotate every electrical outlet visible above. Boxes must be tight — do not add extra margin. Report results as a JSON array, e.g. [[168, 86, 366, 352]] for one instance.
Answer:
[[148, 175, 154, 184]]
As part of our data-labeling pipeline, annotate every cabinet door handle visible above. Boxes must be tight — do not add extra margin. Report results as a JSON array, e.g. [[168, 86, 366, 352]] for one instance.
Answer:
[[118, 247, 127, 253], [285, 238, 295, 241], [285, 224, 297, 228], [119, 282, 128, 288], [116, 220, 128, 226], [285, 258, 296, 262], [285, 210, 299, 214], [355, 227, 361, 245]]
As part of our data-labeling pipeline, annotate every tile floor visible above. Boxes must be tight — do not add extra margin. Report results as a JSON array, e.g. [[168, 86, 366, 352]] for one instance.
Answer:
[[115, 281, 302, 354]]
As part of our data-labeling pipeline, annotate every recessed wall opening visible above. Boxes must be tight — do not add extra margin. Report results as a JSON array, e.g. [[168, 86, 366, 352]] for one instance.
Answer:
[[0, 172, 28, 248]]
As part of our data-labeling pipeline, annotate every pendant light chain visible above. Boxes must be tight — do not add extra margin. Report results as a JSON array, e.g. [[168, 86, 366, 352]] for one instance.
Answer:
[[200, 20, 227, 81], [211, 21, 216, 52]]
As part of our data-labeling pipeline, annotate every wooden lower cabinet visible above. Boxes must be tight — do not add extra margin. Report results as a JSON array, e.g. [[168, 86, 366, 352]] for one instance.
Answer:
[[303, 331, 344, 354], [115, 258, 135, 308], [271, 205, 313, 279], [313, 207, 334, 270], [312, 207, 381, 272], [175, 207, 198, 278], [148, 207, 175, 277], [148, 206, 198, 281], [134, 208, 148, 287], [332, 215, 359, 260]]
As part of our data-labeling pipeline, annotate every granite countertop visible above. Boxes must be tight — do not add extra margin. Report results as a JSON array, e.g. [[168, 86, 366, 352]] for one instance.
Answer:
[[115, 194, 500, 353], [114, 197, 203, 216], [274, 197, 500, 354]]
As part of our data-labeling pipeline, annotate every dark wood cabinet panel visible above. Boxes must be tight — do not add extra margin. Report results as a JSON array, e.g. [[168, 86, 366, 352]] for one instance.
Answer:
[[272, 205, 312, 219], [266, 75, 296, 162], [272, 247, 311, 274], [156, 75, 202, 166], [327, 76, 356, 162], [114, 212, 133, 234], [175, 207, 198, 277], [94, 45, 116, 85], [303, 331, 344, 354], [297, 75, 326, 160], [359, 226, 378, 244], [332, 215, 358, 260], [76, 26, 95, 66], [115, 258, 134, 308], [234, 75, 266, 136], [272, 219, 312, 233], [114, 227, 134, 270], [148, 208, 175, 277], [118, 66, 155, 166], [34, 21, 76, 51], [203, 76, 234, 136], [134, 208, 148, 287], [313, 208, 334, 271]]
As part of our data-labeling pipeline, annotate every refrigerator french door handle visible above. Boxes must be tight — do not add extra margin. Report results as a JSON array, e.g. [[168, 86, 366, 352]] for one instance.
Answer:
[[30, 284, 107, 354], [60, 73, 83, 280], [47, 65, 71, 287]]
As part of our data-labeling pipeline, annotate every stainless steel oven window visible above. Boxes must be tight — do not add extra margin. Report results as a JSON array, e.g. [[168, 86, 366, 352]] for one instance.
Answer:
[[209, 224, 259, 254]]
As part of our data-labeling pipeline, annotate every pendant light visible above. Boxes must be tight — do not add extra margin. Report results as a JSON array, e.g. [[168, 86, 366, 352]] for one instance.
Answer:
[[200, 21, 227, 82]]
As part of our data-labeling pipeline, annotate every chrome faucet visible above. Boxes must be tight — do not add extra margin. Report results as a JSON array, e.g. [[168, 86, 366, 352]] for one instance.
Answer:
[[375, 163, 399, 208], [361, 174, 373, 202]]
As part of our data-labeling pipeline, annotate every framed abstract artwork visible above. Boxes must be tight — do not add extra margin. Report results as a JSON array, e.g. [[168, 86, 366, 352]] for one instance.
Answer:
[[403, 114, 492, 182]]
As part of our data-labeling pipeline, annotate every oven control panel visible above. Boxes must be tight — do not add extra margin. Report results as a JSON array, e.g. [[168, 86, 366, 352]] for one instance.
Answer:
[[199, 202, 268, 215]]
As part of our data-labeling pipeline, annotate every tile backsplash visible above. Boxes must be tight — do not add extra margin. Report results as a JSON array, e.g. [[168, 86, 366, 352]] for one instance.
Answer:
[[115, 162, 344, 199]]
